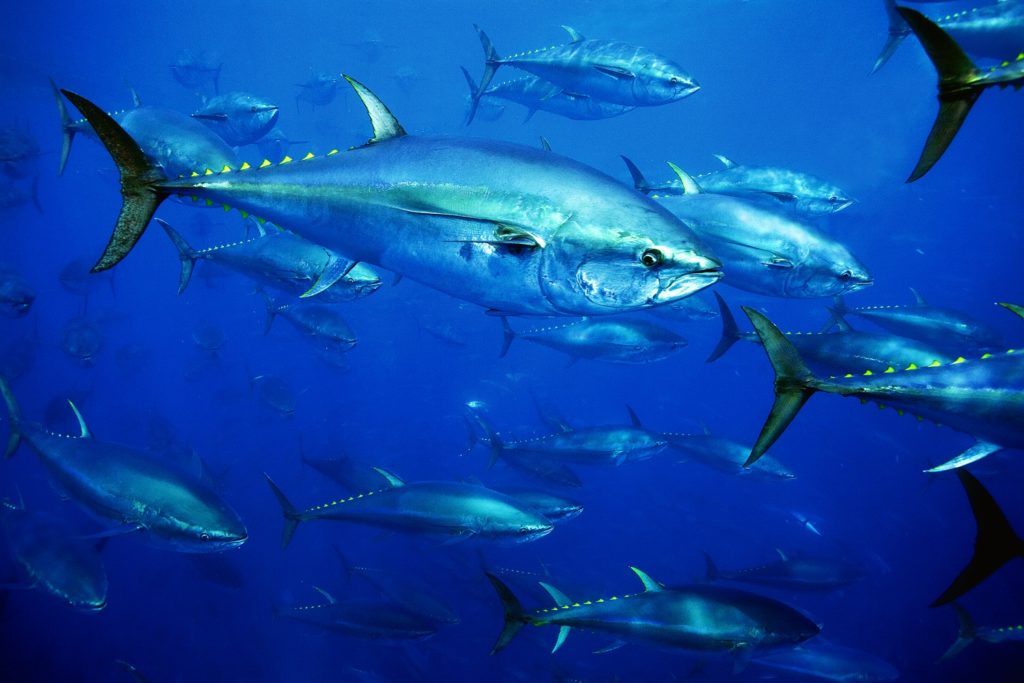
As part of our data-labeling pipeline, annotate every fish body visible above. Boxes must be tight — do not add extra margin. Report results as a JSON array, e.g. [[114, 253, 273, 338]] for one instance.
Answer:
[[62, 80, 721, 316], [279, 595, 438, 639], [705, 552, 863, 591], [477, 74, 635, 121], [0, 267, 34, 317], [0, 380, 247, 552], [2, 506, 108, 610], [498, 426, 667, 468], [0, 126, 40, 178], [493, 486, 584, 522], [60, 318, 103, 364], [649, 293, 717, 322], [265, 298, 357, 353], [171, 49, 221, 93], [488, 567, 819, 654], [250, 375, 296, 416], [265, 474, 553, 548], [58, 258, 115, 297], [753, 641, 899, 681], [502, 317, 686, 364], [158, 218, 381, 302], [296, 73, 341, 107], [659, 193, 870, 298], [192, 91, 279, 146], [665, 433, 795, 481]]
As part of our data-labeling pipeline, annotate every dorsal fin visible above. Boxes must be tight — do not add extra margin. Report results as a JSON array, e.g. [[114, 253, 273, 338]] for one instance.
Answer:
[[67, 400, 91, 438], [129, 87, 142, 108], [539, 581, 571, 606], [560, 25, 585, 43], [372, 466, 405, 488], [713, 153, 738, 169], [343, 75, 406, 145], [910, 287, 927, 306], [626, 405, 642, 428], [629, 566, 663, 592], [775, 548, 789, 562], [312, 585, 337, 604], [667, 162, 701, 194]]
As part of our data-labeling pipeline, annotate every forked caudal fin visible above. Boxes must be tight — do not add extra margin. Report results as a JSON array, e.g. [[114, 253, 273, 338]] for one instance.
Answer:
[[264, 473, 303, 549], [706, 291, 742, 363], [742, 307, 817, 467], [61, 90, 170, 271], [467, 25, 502, 126], [0, 376, 23, 459], [499, 317, 516, 357], [930, 469, 1024, 607], [50, 78, 76, 176], [871, 0, 910, 75], [938, 603, 976, 661], [155, 218, 197, 295], [485, 572, 527, 654], [896, 8, 982, 183]]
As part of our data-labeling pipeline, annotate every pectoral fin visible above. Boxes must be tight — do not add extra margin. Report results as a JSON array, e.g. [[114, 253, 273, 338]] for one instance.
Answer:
[[924, 441, 1002, 473], [595, 65, 635, 80], [191, 113, 229, 121], [301, 255, 356, 298]]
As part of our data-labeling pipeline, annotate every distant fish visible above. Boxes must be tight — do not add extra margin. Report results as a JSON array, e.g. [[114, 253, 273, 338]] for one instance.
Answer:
[[664, 430, 796, 481], [192, 91, 279, 146], [0, 266, 34, 317], [60, 317, 103, 365], [264, 296, 358, 354], [489, 486, 583, 523], [58, 257, 115, 298], [500, 316, 686, 364], [753, 641, 899, 681], [249, 374, 296, 417], [295, 73, 341, 109], [468, 25, 698, 124], [649, 292, 718, 323], [0, 378, 247, 552], [704, 550, 863, 592], [0, 126, 40, 179], [895, 7, 1024, 181], [462, 68, 632, 124], [939, 602, 1024, 660], [1, 502, 108, 611], [170, 49, 221, 94], [459, 67, 506, 122], [276, 587, 439, 640], [191, 319, 225, 353], [623, 154, 853, 217]]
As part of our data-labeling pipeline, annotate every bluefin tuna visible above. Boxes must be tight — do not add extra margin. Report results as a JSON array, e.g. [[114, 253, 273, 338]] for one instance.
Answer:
[[468, 25, 698, 123], [60, 318, 103, 365], [264, 296, 357, 354], [157, 218, 380, 303], [654, 166, 870, 298], [0, 378, 247, 552], [623, 155, 853, 217], [61, 78, 721, 316], [487, 566, 819, 655], [940, 602, 1024, 660], [896, 7, 1024, 180], [52, 80, 237, 178], [170, 49, 221, 94], [874, 0, 1024, 74], [277, 586, 439, 640], [704, 550, 863, 592], [264, 469, 553, 548], [1, 502, 108, 611], [490, 486, 583, 523], [0, 266, 34, 317], [664, 431, 796, 481], [753, 641, 899, 681], [500, 316, 686, 364], [335, 548, 460, 625], [192, 92, 279, 146], [464, 68, 634, 124], [741, 305, 1024, 472], [295, 73, 342, 109]]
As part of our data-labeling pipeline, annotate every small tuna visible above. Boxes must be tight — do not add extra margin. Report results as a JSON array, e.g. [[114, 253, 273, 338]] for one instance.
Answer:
[[704, 550, 863, 592], [276, 586, 438, 640], [753, 641, 899, 682], [0, 266, 34, 317], [170, 49, 221, 93], [500, 316, 686, 364], [192, 92, 279, 146]]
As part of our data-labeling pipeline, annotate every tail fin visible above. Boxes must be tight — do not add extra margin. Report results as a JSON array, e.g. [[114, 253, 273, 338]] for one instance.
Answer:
[[938, 603, 976, 661], [499, 317, 516, 357], [262, 294, 278, 335], [263, 473, 302, 549], [742, 307, 817, 467], [931, 469, 1024, 606], [485, 572, 527, 654], [703, 552, 721, 582], [0, 377, 23, 459], [332, 544, 354, 582], [620, 156, 652, 194], [871, 0, 909, 74], [154, 219, 197, 295], [706, 291, 742, 363], [897, 7, 982, 183], [60, 90, 169, 271], [821, 296, 850, 333], [467, 26, 502, 126], [50, 79, 76, 176], [460, 67, 480, 126], [467, 411, 504, 468]]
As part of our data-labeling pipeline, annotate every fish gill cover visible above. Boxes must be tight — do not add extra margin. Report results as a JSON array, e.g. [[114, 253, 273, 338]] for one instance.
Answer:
[[0, 1, 1023, 681]]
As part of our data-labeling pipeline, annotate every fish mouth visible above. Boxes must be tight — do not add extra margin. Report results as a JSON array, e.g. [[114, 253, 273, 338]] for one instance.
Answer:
[[833, 199, 854, 212], [843, 278, 873, 293], [653, 266, 723, 304], [520, 525, 554, 542]]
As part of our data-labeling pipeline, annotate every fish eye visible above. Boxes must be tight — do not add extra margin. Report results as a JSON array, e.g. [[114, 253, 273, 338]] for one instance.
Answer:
[[828, 196, 839, 203], [839, 270, 853, 280], [200, 532, 211, 541], [640, 248, 664, 268]]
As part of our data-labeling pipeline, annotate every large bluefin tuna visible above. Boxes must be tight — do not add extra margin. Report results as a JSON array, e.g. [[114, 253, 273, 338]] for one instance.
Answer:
[[654, 167, 870, 299], [468, 25, 698, 123], [0, 378, 247, 552], [463, 68, 634, 124], [487, 566, 819, 655], [60, 78, 721, 316], [157, 218, 380, 302], [191, 92, 279, 146], [500, 316, 686, 364], [741, 305, 1024, 472]]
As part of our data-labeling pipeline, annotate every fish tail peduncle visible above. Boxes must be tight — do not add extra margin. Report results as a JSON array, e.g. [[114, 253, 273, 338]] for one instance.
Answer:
[[938, 603, 977, 661], [467, 25, 502, 125], [0, 376, 22, 459], [897, 8, 982, 182], [263, 473, 302, 549], [60, 90, 172, 271], [154, 219, 197, 295], [485, 572, 527, 654], [499, 316, 516, 358], [931, 469, 1024, 607], [742, 307, 818, 467], [706, 291, 741, 363], [871, 0, 910, 74]]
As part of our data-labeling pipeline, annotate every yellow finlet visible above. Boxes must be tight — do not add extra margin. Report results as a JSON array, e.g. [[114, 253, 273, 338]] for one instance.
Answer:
[[279, 155, 293, 165], [863, 370, 873, 376], [302, 152, 315, 160], [883, 367, 895, 374], [843, 373, 853, 379], [327, 149, 339, 155], [952, 357, 966, 364], [190, 171, 199, 178], [905, 363, 918, 371], [204, 198, 213, 207], [239, 210, 249, 219], [221, 165, 232, 173], [259, 159, 272, 168], [928, 360, 942, 367], [981, 353, 992, 359], [203, 168, 213, 176], [240, 161, 251, 170]]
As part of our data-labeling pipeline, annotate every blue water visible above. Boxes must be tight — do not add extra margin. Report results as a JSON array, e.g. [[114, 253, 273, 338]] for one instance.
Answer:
[[2, 0, 1023, 680]]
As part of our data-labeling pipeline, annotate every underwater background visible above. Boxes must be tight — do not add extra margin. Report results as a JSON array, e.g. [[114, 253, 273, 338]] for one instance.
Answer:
[[1, 0, 1023, 680]]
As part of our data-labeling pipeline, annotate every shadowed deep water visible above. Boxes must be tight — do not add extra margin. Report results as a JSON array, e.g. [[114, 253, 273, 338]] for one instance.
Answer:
[[1, 1, 1023, 681]]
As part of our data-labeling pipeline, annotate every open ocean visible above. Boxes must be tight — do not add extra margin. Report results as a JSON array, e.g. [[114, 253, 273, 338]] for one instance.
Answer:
[[1, 1, 1022, 681]]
